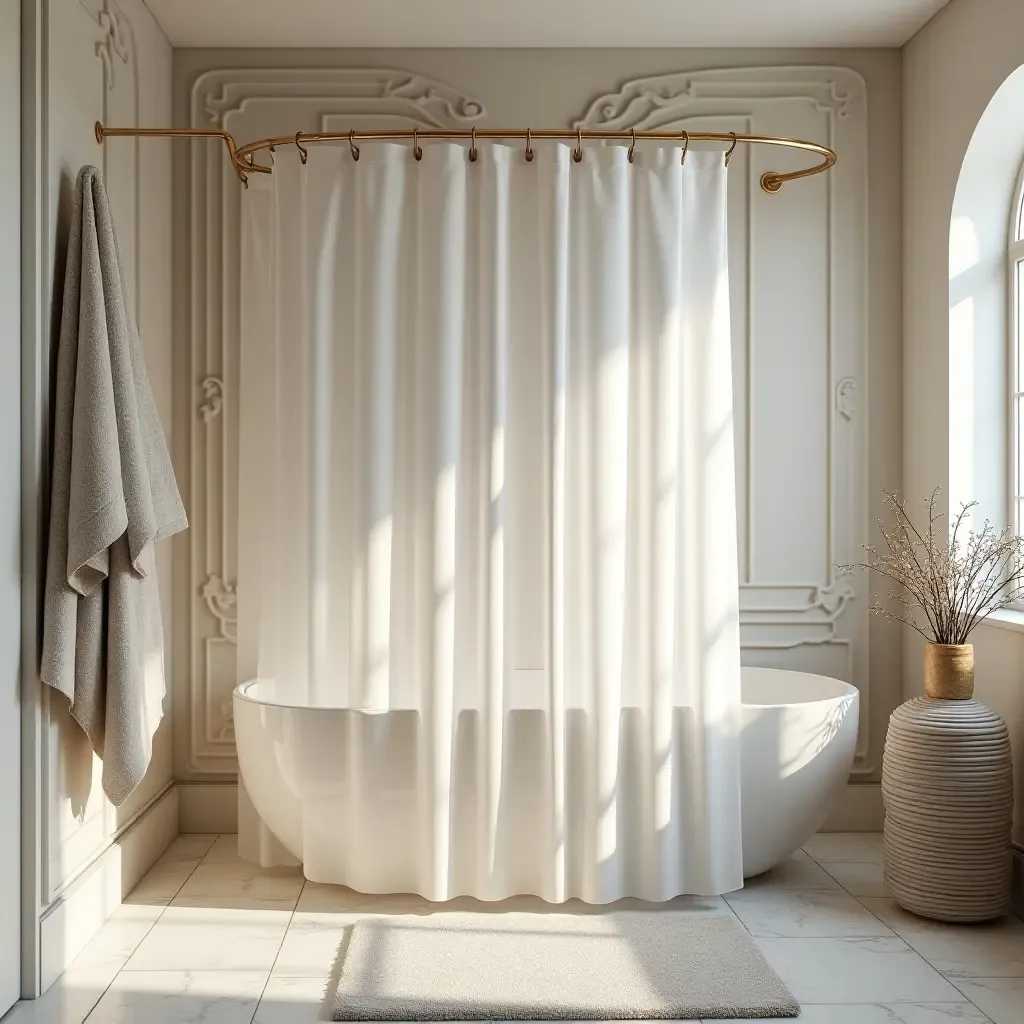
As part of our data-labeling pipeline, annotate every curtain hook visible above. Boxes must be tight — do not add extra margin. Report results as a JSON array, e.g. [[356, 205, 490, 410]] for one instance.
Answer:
[[469, 126, 478, 163], [724, 131, 738, 167], [349, 130, 360, 162], [413, 126, 422, 162], [525, 127, 534, 163], [267, 143, 276, 167], [680, 130, 690, 165], [294, 132, 307, 165], [628, 128, 636, 164], [573, 126, 583, 163]]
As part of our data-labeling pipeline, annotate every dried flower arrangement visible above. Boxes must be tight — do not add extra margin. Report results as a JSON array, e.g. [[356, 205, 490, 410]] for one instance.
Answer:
[[839, 488, 1024, 645]]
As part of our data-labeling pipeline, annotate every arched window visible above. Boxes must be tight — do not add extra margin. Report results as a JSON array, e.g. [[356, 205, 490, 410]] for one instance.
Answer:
[[1012, 161, 1024, 541]]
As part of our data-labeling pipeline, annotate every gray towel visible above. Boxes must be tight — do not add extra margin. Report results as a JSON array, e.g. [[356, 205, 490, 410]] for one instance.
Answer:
[[41, 166, 187, 807]]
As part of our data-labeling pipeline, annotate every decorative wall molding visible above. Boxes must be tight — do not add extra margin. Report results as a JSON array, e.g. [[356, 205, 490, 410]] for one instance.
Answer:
[[185, 68, 487, 775], [199, 376, 224, 422], [200, 68, 487, 127], [577, 66, 870, 772], [574, 67, 861, 131], [836, 377, 858, 421], [181, 64, 872, 778], [91, 0, 141, 308], [94, 0, 131, 90]]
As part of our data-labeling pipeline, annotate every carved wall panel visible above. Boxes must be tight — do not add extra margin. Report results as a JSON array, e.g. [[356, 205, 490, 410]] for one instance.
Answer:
[[577, 67, 870, 772], [185, 68, 489, 774], [181, 65, 870, 778]]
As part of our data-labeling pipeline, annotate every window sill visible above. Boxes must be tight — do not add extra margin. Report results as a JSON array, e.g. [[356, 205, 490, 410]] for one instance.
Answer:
[[976, 608, 1024, 635]]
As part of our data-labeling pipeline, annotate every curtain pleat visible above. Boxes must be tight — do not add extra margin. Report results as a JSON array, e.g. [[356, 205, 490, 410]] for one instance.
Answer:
[[238, 141, 743, 902]]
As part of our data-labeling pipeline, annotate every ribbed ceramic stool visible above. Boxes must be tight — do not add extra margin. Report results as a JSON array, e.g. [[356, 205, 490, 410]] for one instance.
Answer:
[[882, 695, 1013, 922]]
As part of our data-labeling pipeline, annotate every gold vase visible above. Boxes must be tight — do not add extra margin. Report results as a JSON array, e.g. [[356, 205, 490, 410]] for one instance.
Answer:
[[923, 643, 974, 700]]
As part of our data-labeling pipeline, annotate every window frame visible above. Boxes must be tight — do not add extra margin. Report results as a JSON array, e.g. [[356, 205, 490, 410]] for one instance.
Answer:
[[1009, 159, 1024, 566]]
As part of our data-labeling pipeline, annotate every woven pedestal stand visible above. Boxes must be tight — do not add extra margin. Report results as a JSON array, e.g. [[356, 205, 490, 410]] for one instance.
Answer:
[[882, 644, 1013, 923]]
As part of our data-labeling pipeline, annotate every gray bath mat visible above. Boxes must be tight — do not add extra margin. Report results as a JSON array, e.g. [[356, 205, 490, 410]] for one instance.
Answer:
[[331, 910, 798, 1020]]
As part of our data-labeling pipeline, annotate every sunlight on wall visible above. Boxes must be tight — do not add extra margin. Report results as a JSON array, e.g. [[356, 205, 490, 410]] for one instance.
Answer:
[[948, 295, 975, 514], [948, 216, 980, 279]]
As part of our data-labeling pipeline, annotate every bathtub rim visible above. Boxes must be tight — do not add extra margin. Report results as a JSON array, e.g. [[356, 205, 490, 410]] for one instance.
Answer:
[[234, 666, 858, 712]]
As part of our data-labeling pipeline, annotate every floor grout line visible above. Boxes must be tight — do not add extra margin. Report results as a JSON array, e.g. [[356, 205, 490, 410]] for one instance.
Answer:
[[63, 833, 1016, 1024], [78, 833, 224, 1023], [245, 875, 305, 1023]]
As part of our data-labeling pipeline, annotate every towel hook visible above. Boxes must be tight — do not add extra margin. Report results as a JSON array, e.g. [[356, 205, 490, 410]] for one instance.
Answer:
[[412, 127, 422, 162], [349, 130, 360, 162], [724, 132, 738, 167], [628, 128, 637, 164], [294, 132, 307, 165], [525, 127, 534, 163], [680, 130, 690, 165], [469, 127, 478, 162], [573, 126, 583, 163]]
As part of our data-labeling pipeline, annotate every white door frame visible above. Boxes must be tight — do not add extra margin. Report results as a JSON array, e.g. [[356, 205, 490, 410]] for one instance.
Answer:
[[20, 0, 47, 1001]]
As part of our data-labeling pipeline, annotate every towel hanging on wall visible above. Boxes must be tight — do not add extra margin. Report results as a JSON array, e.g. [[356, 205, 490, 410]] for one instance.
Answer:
[[41, 165, 187, 807]]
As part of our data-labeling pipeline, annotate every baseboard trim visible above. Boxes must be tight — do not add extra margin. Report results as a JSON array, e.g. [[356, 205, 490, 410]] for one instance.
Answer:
[[178, 780, 238, 833], [39, 783, 178, 991], [820, 782, 883, 832]]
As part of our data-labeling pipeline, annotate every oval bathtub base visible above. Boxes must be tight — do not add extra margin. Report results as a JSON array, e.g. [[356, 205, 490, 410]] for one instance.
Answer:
[[235, 667, 859, 892]]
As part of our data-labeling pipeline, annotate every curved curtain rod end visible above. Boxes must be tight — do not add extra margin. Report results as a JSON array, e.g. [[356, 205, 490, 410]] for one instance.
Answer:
[[760, 172, 783, 193], [94, 121, 105, 144]]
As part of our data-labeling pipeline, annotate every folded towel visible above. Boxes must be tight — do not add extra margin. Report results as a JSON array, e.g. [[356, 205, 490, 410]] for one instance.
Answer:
[[41, 166, 187, 807]]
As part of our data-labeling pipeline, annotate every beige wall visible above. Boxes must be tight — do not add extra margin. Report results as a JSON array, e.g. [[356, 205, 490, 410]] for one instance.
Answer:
[[24, 0, 178, 993], [172, 47, 902, 830], [903, 0, 1024, 845]]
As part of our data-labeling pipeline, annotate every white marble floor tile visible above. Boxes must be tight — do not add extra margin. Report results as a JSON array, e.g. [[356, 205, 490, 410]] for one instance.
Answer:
[[124, 858, 203, 906], [701, 1005, 989, 1023], [66, 903, 166, 973], [950, 976, 1024, 1024], [200, 835, 243, 864], [253, 975, 336, 1024], [861, 898, 1024, 978], [162, 835, 220, 861], [741, 849, 842, 890], [273, 914, 347, 978], [803, 832, 885, 865], [176, 859, 304, 904], [84, 971, 268, 1024], [755, 936, 966, 1003], [123, 900, 293, 972], [2, 965, 120, 1024], [823, 861, 890, 898], [724, 888, 896, 938], [294, 883, 367, 915]]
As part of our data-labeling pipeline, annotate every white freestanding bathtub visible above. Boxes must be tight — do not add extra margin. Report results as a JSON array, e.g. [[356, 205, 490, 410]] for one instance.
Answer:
[[234, 666, 858, 885]]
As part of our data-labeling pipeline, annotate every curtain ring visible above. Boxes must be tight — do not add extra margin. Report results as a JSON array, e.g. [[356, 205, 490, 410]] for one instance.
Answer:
[[349, 130, 360, 162], [724, 131, 738, 167], [680, 130, 689, 165], [469, 126, 478, 163], [267, 143, 276, 167], [573, 126, 583, 163], [525, 127, 534, 163], [628, 128, 636, 164], [294, 132, 307, 165], [413, 127, 423, 162]]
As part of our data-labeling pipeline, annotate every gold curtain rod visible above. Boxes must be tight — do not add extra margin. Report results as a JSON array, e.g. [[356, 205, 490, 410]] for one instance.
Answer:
[[95, 121, 836, 193]]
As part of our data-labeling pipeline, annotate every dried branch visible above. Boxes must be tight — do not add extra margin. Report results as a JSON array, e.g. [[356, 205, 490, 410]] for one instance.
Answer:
[[838, 488, 1024, 645]]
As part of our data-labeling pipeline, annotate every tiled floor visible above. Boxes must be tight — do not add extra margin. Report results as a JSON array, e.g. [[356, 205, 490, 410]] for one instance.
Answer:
[[5, 832, 1023, 1024]]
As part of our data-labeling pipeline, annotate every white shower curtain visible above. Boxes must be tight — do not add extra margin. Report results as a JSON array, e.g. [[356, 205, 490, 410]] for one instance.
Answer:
[[237, 141, 743, 902]]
